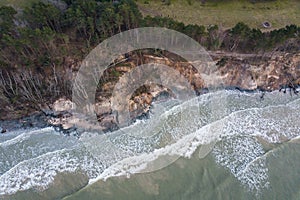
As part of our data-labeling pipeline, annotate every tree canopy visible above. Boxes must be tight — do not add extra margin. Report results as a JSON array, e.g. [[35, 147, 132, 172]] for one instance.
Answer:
[[0, 0, 299, 68]]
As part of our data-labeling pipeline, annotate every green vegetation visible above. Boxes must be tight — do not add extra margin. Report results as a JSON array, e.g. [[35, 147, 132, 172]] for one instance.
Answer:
[[142, 16, 300, 52], [137, 0, 300, 30], [0, 0, 39, 8], [0, 0, 299, 69], [0, 0, 299, 117], [0, 0, 142, 67], [0, 0, 299, 68], [0, 0, 300, 67], [0, 0, 143, 113]]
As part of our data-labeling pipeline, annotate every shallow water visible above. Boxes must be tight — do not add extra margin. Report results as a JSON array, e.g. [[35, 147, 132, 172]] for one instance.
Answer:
[[64, 141, 300, 200], [0, 90, 300, 199]]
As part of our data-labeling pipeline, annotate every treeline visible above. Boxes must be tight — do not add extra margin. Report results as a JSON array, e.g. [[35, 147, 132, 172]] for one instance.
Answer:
[[225, 22, 300, 52], [147, 0, 276, 5], [0, 0, 299, 119], [0, 0, 300, 69], [0, 0, 142, 68], [0, 0, 144, 111], [143, 16, 300, 52]]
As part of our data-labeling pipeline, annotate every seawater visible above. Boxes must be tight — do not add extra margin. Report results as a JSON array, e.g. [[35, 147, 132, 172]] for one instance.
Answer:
[[0, 90, 300, 200]]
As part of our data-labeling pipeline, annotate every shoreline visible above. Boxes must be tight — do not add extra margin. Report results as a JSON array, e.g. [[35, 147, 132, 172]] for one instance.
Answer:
[[1, 51, 299, 133], [1, 88, 300, 199], [0, 87, 297, 135]]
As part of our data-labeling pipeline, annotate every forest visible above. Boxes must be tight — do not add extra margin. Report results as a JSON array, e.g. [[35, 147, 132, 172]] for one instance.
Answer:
[[0, 0, 299, 118], [0, 0, 299, 68]]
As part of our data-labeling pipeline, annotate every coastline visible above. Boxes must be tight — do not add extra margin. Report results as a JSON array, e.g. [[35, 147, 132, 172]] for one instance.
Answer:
[[0, 87, 285, 134], [1, 51, 299, 134], [1, 89, 300, 199], [1, 1, 300, 199]]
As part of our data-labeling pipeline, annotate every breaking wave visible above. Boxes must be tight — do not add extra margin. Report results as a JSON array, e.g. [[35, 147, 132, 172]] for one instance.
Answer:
[[0, 90, 299, 196]]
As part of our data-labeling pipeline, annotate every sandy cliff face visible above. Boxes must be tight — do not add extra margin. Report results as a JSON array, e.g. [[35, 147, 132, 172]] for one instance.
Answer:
[[46, 52, 300, 132], [217, 53, 300, 91], [1, 51, 299, 131]]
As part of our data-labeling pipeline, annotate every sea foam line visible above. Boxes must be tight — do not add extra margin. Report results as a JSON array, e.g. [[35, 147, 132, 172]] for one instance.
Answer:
[[88, 98, 300, 186], [1, 90, 300, 195], [0, 127, 57, 147], [0, 148, 79, 195]]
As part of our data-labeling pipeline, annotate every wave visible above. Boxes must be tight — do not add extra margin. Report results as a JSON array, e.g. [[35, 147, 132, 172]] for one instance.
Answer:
[[0, 90, 299, 196], [88, 93, 300, 193], [0, 147, 105, 195], [0, 127, 56, 147], [0, 127, 79, 176]]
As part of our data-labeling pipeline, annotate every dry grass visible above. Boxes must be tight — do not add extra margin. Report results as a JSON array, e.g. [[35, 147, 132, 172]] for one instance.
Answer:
[[0, 0, 39, 8], [137, 0, 300, 30], [1, 0, 299, 30]]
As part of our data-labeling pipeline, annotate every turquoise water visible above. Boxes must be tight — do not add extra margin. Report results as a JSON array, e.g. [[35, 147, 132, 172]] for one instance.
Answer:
[[1, 90, 300, 199]]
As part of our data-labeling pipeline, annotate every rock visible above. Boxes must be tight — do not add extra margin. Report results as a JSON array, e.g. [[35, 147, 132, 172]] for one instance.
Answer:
[[47, 98, 77, 133], [95, 100, 112, 116], [144, 55, 172, 66], [0, 112, 48, 133], [99, 115, 118, 132], [129, 100, 138, 111], [115, 66, 132, 73], [52, 98, 74, 113], [217, 53, 300, 91], [126, 92, 155, 122], [3, 52, 299, 134], [0, 127, 5, 134], [142, 93, 153, 105], [102, 82, 115, 92], [61, 122, 74, 130], [192, 73, 205, 89]]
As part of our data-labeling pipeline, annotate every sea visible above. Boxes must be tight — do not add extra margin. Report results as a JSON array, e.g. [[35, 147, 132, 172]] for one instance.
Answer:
[[1, 90, 300, 200]]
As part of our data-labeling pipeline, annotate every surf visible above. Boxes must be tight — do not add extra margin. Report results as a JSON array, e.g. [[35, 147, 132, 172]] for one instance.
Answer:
[[0, 90, 299, 196]]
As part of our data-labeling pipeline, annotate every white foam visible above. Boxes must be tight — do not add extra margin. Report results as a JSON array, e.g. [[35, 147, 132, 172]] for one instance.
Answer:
[[0, 127, 79, 176], [88, 117, 225, 183], [213, 136, 269, 193], [0, 147, 104, 195], [1, 90, 300, 195], [88, 95, 300, 193], [0, 127, 57, 147]]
